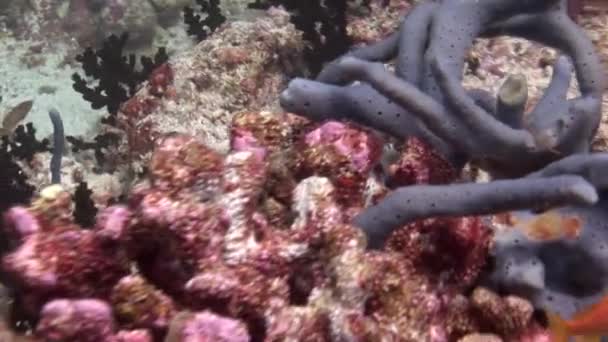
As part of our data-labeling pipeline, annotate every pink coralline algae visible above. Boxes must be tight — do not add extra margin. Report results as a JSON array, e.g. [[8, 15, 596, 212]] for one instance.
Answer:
[[36, 299, 116, 341], [296, 120, 383, 219], [2, 190, 130, 317], [0, 111, 549, 341], [165, 311, 250, 342], [36, 298, 152, 342]]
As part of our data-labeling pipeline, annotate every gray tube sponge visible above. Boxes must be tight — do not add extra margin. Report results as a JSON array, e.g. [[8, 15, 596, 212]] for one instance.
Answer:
[[48, 109, 64, 184], [394, 0, 438, 85], [527, 153, 608, 188], [489, 199, 608, 318], [496, 74, 528, 129], [280, 76, 455, 160]]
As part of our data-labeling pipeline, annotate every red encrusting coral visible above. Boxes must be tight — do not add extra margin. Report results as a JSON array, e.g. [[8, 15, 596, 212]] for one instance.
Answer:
[[383, 138, 492, 289], [116, 62, 175, 156], [296, 121, 383, 218], [387, 137, 457, 187]]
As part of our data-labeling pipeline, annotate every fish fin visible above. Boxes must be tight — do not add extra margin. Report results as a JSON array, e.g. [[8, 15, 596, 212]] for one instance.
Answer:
[[546, 311, 570, 342], [573, 335, 602, 342], [571, 294, 608, 322]]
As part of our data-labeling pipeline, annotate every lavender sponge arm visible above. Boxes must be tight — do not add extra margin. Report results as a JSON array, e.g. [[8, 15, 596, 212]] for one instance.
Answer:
[[280, 78, 459, 162], [527, 153, 608, 188], [354, 175, 598, 249], [315, 32, 400, 85], [394, 0, 439, 84]]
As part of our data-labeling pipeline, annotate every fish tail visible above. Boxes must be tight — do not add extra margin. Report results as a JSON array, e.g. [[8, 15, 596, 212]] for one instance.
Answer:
[[546, 311, 570, 342]]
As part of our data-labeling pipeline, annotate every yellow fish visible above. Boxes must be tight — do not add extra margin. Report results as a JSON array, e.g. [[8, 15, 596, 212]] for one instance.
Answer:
[[547, 294, 608, 342]]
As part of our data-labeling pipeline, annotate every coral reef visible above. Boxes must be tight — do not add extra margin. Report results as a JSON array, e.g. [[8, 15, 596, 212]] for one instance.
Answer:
[[0, 111, 557, 341], [0, 0, 607, 341]]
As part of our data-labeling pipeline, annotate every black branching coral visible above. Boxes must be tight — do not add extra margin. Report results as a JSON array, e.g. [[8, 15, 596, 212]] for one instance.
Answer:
[[280, 0, 606, 248], [72, 182, 98, 228], [66, 132, 121, 172], [248, 0, 361, 76], [183, 0, 226, 41], [0, 137, 34, 219], [7, 123, 49, 162], [72, 33, 169, 124]]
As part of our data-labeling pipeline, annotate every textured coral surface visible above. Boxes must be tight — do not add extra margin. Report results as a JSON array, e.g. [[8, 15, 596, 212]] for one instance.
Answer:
[[116, 8, 305, 161]]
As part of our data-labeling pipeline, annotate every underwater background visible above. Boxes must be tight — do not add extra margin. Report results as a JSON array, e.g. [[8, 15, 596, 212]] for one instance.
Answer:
[[0, 0, 607, 341]]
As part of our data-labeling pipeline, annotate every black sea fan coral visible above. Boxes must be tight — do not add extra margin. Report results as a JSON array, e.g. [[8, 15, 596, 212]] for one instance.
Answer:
[[183, 0, 226, 41], [72, 33, 169, 124], [8, 123, 49, 162], [248, 0, 355, 76]]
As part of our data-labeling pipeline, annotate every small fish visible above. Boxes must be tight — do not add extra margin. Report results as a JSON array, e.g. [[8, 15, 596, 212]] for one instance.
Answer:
[[547, 294, 608, 342], [511, 210, 583, 241], [0, 100, 33, 136]]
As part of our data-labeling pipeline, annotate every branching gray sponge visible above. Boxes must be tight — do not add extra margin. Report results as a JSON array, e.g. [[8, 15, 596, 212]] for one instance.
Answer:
[[281, 0, 604, 175], [281, 0, 606, 251]]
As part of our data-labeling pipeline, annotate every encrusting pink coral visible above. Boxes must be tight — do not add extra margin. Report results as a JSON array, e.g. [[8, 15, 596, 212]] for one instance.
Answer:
[[2, 186, 130, 318], [296, 120, 383, 217], [36, 298, 155, 342], [165, 311, 250, 342], [0, 111, 548, 341], [36, 298, 116, 341]]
